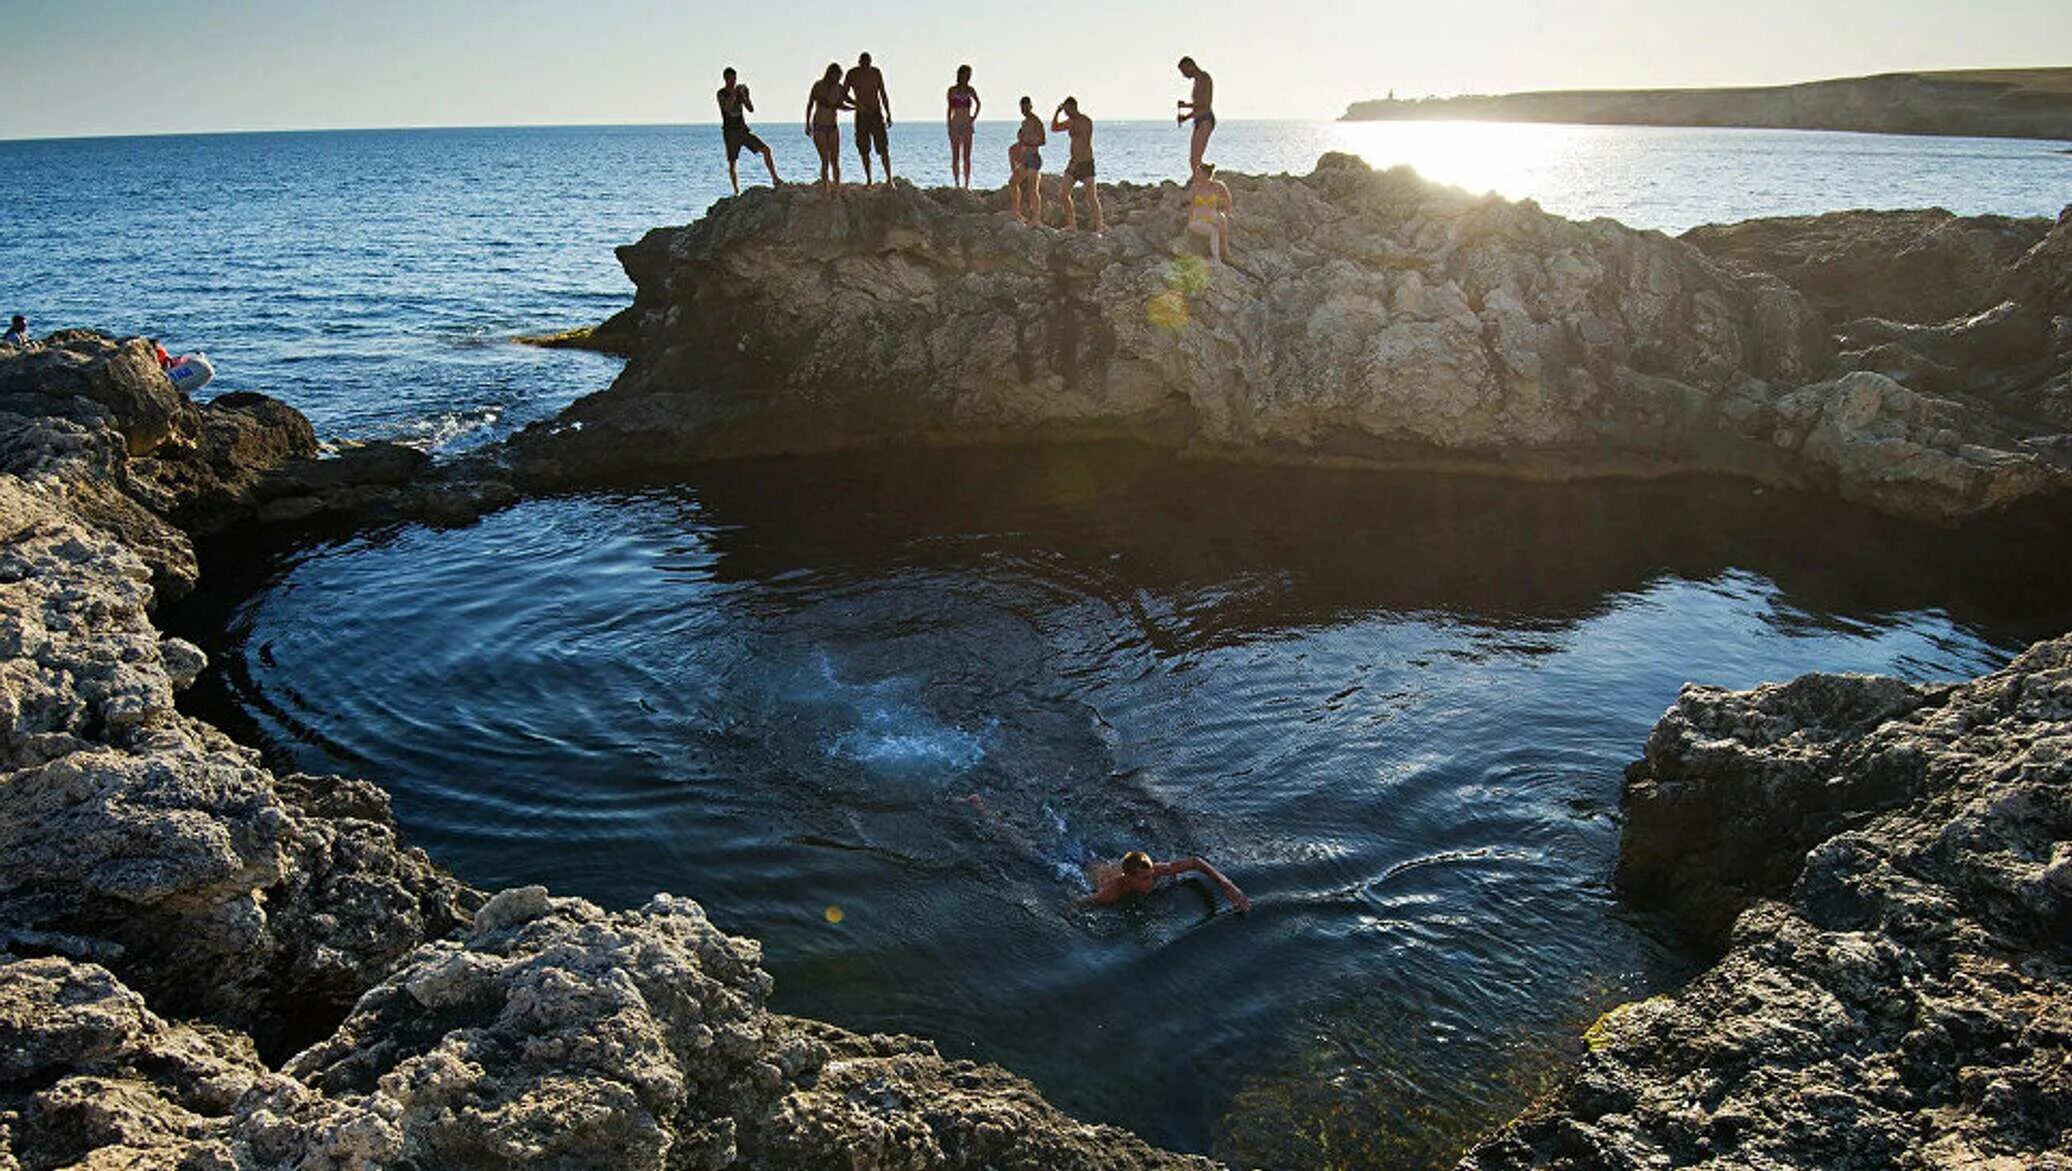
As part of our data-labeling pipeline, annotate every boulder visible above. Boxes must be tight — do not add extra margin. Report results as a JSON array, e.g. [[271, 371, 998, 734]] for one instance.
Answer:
[[0, 332, 194, 456]]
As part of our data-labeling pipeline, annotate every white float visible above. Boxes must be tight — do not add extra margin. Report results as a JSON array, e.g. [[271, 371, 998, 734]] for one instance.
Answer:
[[165, 353, 215, 395]]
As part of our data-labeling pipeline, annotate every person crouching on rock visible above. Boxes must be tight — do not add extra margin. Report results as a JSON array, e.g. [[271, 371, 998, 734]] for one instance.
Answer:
[[148, 338, 174, 370], [1076, 850, 1251, 914], [806, 63, 853, 196], [718, 66, 781, 195], [1050, 97, 1104, 234], [3, 315, 27, 349], [1011, 96, 1046, 225], [1185, 163, 1234, 264]]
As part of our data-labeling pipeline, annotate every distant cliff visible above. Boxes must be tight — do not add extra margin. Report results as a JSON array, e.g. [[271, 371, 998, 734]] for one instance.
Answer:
[[1342, 68, 2072, 141]]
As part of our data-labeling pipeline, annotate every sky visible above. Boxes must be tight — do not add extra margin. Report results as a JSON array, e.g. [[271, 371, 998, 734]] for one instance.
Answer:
[[3, 0, 2069, 140]]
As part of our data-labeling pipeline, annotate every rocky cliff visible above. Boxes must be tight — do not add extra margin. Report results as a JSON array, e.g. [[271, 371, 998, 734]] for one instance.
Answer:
[[0, 335, 1214, 1170], [509, 157, 2072, 525], [1342, 68, 2072, 141], [1466, 639, 2071, 1170]]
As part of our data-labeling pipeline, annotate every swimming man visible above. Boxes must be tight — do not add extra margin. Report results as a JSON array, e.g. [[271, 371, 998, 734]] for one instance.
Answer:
[[1050, 97, 1104, 233], [718, 67, 781, 195], [1078, 850, 1251, 914], [845, 52, 894, 185], [1176, 56, 1216, 174]]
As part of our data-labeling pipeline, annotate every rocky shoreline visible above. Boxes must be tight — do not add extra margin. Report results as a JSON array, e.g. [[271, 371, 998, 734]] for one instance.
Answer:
[[508, 157, 2072, 526], [0, 335, 1215, 1169], [4, 163, 2069, 1169]]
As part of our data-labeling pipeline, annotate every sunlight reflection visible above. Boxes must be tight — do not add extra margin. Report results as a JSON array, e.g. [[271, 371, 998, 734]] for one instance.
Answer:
[[1328, 120, 1587, 202]]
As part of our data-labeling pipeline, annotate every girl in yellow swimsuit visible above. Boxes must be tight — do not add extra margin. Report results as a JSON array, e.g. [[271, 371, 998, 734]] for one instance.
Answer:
[[1185, 163, 1233, 263]]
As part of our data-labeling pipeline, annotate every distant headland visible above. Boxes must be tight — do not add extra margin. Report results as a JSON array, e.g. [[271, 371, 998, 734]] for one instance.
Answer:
[[1342, 67, 2072, 141]]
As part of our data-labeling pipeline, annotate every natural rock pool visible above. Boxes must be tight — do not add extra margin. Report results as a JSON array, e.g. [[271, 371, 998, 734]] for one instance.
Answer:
[[174, 446, 2069, 1166]]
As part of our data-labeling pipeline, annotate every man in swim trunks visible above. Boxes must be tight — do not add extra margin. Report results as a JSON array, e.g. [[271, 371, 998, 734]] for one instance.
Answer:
[[1011, 95, 1046, 225], [718, 67, 780, 195], [1050, 97, 1104, 233], [1176, 56, 1216, 175], [845, 52, 894, 185]]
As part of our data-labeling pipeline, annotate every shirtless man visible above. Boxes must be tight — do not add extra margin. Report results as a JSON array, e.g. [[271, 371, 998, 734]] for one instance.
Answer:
[[1176, 56, 1216, 175], [961, 795, 1251, 916], [844, 52, 894, 185], [1011, 95, 1046, 225], [1078, 850, 1251, 913], [717, 67, 780, 195], [1050, 97, 1104, 233]]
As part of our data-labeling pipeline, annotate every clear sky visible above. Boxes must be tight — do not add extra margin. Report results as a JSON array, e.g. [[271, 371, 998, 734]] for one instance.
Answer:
[[3, 0, 2068, 140]]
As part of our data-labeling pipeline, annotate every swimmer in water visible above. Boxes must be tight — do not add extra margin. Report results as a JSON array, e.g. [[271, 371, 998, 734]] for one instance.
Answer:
[[1076, 850, 1250, 914], [962, 795, 1250, 915]]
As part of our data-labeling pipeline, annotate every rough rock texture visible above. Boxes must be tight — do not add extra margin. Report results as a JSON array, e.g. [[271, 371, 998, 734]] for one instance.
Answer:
[[1689, 206, 2072, 436], [1683, 209, 2052, 327], [1466, 638, 2072, 1170], [512, 158, 2071, 524], [1, 334, 1212, 1170]]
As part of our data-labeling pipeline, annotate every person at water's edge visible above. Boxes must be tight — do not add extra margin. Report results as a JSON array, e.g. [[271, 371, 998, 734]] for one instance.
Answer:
[[1177, 56, 1215, 174], [2, 315, 27, 349], [719, 66, 781, 195], [846, 52, 894, 184]]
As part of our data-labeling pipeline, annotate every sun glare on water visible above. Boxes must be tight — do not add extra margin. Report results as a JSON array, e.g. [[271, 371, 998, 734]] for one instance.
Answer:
[[1327, 120, 1592, 206]]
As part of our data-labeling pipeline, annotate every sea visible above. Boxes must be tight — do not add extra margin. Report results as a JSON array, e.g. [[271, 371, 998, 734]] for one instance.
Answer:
[[6, 120, 2070, 1167]]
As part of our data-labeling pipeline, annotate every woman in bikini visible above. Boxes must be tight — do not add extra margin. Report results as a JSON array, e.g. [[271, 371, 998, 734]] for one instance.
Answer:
[[805, 63, 853, 196], [1011, 95, 1046, 225], [1185, 162, 1234, 264], [946, 65, 981, 190]]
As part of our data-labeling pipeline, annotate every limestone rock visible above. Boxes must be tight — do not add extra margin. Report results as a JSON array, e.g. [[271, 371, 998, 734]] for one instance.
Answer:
[[512, 163, 2069, 523], [1469, 636, 2072, 1170]]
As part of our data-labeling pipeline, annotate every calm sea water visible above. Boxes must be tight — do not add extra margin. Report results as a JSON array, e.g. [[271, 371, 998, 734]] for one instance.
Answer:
[[12, 123, 2072, 1165]]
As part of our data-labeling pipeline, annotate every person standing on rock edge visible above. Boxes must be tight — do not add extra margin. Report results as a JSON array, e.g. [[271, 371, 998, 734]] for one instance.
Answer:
[[2, 315, 27, 349], [806, 63, 853, 196], [1050, 97, 1104, 233], [1011, 96, 1046, 225], [946, 65, 981, 189], [718, 67, 781, 195], [845, 52, 894, 185], [1176, 56, 1215, 175]]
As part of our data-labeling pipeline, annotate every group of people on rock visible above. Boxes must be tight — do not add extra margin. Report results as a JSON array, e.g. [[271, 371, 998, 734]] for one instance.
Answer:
[[713, 55, 1235, 261]]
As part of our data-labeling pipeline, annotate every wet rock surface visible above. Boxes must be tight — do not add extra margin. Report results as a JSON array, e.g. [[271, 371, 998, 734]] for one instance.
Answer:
[[512, 158, 2070, 524], [1467, 638, 2071, 1170], [2, 332, 1211, 1170]]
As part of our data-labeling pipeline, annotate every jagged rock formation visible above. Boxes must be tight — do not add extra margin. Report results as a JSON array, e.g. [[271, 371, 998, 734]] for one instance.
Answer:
[[1465, 639, 2071, 1170], [1342, 68, 2072, 141], [1, 334, 1211, 1169], [510, 157, 2071, 524], [1689, 206, 2072, 436]]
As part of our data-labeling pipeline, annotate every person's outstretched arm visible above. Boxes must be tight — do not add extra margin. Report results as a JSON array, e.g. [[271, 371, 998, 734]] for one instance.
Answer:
[[1155, 856, 1250, 912]]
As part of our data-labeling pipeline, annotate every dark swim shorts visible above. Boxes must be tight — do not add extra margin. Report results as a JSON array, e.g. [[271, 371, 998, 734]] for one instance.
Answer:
[[723, 120, 767, 162], [1067, 158, 1095, 181], [855, 109, 889, 156], [1193, 110, 1217, 128], [1021, 148, 1043, 171]]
